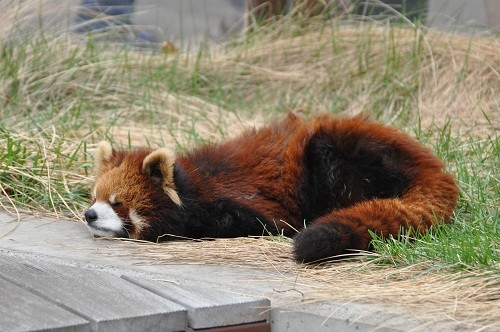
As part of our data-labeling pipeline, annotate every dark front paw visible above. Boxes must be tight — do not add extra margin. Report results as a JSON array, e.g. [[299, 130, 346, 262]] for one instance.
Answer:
[[293, 223, 356, 263]]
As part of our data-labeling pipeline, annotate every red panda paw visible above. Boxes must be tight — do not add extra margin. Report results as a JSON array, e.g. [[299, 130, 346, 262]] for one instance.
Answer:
[[293, 223, 358, 263]]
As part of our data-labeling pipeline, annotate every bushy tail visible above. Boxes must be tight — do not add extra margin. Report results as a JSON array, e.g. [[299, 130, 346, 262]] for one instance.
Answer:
[[294, 168, 458, 263], [293, 117, 459, 263]]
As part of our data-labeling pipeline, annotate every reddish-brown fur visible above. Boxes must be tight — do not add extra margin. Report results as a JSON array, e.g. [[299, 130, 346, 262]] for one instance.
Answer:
[[87, 113, 458, 262]]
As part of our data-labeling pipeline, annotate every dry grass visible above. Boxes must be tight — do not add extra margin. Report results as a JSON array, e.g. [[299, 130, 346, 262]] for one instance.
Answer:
[[100, 23, 499, 147], [2, 19, 496, 218], [1, 4, 497, 148], [217, 25, 498, 131]]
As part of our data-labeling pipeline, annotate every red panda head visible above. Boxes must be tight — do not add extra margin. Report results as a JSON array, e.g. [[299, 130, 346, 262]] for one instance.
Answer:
[[84, 141, 181, 239]]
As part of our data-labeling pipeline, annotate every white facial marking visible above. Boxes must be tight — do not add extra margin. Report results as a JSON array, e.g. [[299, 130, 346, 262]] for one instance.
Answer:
[[92, 187, 97, 199], [129, 209, 148, 233], [87, 201, 124, 237], [109, 193, 117, 204], [87, 227, 117, 238]]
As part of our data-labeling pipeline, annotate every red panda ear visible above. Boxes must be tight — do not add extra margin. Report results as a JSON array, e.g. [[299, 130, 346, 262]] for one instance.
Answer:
[[95, 141, 114, 174], [142, 149, 181, 206]]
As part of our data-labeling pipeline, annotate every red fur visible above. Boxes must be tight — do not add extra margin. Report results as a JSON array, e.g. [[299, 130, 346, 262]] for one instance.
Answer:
[[88, 113, 458, 262]]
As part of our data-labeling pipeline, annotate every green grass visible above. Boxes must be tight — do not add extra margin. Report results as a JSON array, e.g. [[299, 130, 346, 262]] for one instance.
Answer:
[[368, 123, 499, 272], [0, 4, 498, 274]]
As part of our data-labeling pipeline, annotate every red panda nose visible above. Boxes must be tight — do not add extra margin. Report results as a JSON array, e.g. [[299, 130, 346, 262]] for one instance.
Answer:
[[84, 209, 98, 224]]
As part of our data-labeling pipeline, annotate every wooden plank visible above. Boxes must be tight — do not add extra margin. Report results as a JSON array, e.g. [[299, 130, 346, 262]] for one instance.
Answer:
[[122, 275, 270, 329], [0, 254, 187, 332], [187, 321, 271, 332], [0, 277, 89, 332]]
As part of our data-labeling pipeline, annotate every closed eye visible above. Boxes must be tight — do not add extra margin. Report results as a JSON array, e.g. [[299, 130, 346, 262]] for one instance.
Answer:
[[110, 201, 122, 208]]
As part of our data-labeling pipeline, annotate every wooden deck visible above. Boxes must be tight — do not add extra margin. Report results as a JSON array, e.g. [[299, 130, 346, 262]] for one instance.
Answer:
[[1, 213, 472, 332], [0, 253, 270, 331]]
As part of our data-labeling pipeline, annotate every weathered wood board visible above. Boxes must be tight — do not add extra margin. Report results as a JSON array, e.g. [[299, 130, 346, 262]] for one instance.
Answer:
[[122, 275, 270, 329], [0, 251, 271, 331], [0, 277, 89, 332], [0, 253, 187, 332]]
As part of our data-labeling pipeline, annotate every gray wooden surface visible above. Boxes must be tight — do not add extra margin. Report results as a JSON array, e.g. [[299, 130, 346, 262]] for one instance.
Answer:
[[0, 252, 270, 331], [0, 277, 89, 332], [0, 253, 187, 331], [123, 275, 270, 329]]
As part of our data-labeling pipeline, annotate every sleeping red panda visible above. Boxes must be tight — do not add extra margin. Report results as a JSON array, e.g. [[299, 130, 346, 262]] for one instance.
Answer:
[[84, 112, 458, 263]]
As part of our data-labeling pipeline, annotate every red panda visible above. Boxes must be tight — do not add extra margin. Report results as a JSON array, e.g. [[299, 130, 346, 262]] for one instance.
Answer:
[[85, 112, 458, 263]]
